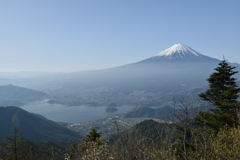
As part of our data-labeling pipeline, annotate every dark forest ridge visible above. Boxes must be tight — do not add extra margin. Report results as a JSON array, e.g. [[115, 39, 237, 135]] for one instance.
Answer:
[[0, 85, 48, 106], [0, 106, 81, 141]]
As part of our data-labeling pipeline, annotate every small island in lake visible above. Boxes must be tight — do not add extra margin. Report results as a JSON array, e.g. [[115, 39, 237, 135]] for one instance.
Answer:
[[105, 107, 118, 112]]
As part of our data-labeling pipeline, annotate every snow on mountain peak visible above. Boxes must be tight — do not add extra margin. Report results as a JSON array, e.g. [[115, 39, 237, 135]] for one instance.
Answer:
[[153, 44, 203, 58]]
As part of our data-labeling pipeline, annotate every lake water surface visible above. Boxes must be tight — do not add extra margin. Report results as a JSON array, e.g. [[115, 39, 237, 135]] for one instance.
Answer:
[[20, 99, 135, 123]]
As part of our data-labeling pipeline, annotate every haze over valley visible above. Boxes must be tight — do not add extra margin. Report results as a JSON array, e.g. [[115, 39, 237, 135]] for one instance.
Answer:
[[1, 44, 239, 109], [1, 1, 240, 159]]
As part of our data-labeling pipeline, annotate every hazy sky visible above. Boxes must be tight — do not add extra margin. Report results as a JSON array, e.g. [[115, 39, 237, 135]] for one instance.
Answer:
[[0, 0, 240, 72]]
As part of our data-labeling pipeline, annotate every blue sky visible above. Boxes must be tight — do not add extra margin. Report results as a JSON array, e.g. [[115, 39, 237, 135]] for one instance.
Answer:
[[0, 0, 240, 72]]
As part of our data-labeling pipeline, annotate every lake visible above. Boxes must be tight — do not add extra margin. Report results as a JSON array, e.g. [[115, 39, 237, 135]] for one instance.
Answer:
[[20, 99, 135, 123]]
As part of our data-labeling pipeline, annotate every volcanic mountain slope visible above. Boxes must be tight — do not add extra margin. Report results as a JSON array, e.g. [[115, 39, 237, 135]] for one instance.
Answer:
[[66, 44, 239, 92]]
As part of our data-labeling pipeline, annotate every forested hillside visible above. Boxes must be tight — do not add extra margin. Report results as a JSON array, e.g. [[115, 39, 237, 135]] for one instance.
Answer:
[[0, 85, 48, 106], [0, 106, 81, 142]]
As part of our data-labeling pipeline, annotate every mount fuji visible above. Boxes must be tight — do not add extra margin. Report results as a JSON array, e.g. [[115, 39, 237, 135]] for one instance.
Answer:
[[62, 44, 239, 93], [153, 44, 208, 58], [64, 44, 239, 91], [136, 44, 219, 64]]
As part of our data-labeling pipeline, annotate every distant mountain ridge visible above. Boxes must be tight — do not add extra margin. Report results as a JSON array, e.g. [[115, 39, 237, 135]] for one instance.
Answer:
[[124, 105, 214, 121]]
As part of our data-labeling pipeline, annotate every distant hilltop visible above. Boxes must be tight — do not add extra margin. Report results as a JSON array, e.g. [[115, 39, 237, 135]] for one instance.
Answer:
[[0, 85, 48, 106]]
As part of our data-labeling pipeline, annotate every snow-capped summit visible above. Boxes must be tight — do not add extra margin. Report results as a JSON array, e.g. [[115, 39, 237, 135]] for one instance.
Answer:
[[136, 44, 218, 64], [153, 44, 204, 58]]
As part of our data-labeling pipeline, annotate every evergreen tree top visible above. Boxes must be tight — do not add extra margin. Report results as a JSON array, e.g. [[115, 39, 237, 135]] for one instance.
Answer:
[[84, 127, 102, 142], [196, 60, 240, 131], [199, 60, 240, 107]]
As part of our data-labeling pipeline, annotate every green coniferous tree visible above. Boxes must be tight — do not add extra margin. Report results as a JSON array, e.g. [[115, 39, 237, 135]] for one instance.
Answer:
[[195, 60, 240, 131], [83, 127, 102, 143]]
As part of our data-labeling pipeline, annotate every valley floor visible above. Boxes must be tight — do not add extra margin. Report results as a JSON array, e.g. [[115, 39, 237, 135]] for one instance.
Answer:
[[62, 114, 166, 138]]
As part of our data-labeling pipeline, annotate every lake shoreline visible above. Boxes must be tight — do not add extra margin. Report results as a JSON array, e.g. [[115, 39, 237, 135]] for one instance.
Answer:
[[20, 99, 135, 123]]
